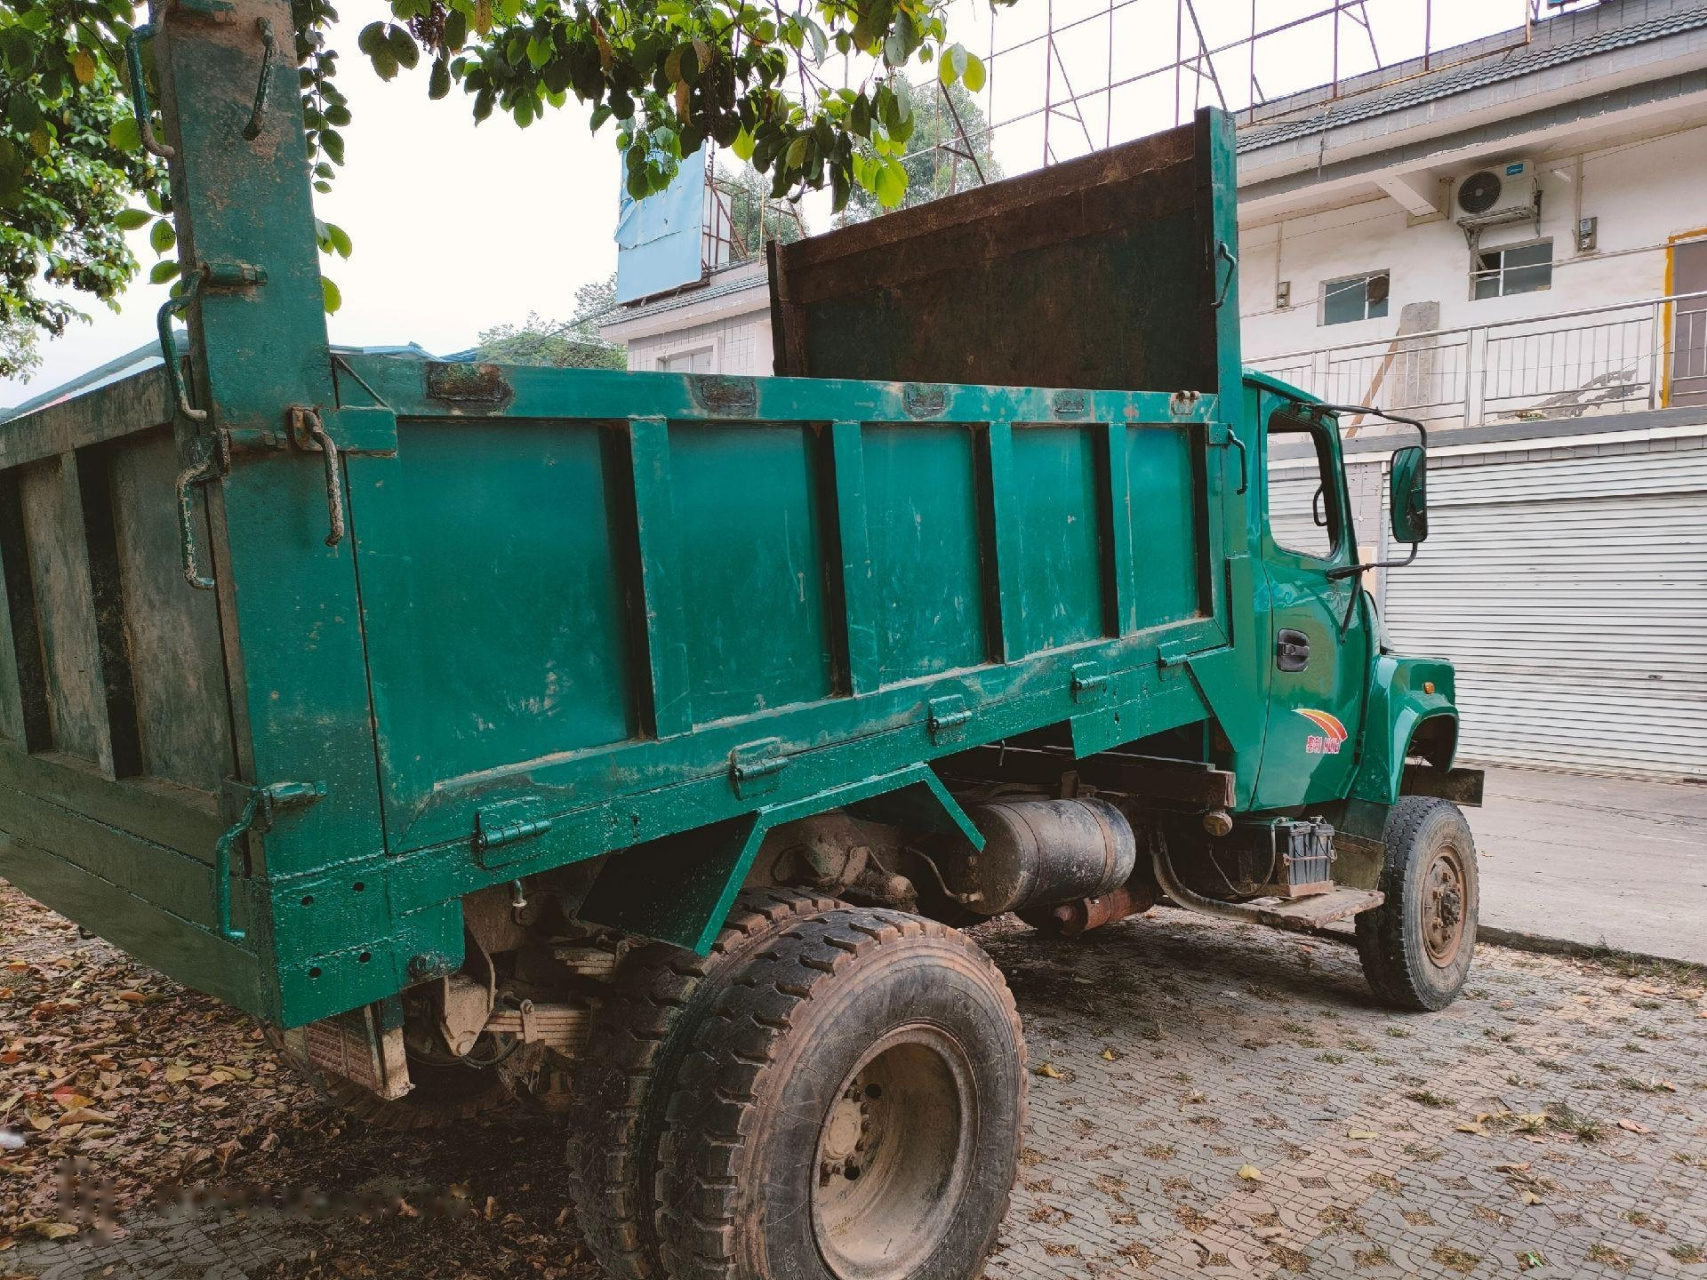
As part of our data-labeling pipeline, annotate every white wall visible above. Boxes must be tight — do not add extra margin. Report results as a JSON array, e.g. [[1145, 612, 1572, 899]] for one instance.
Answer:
[[624, 307, 773, 376], [1239, 122, 1707, 363]]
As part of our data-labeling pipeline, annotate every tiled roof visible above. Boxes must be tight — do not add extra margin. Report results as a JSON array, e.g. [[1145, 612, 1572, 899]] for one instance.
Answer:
[[1238, 4, 1707, 153], [602, 264, 768, 325]]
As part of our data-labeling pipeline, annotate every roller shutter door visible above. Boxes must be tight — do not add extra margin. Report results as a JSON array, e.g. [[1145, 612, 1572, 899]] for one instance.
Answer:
[[1380, 442, 1707, 779]]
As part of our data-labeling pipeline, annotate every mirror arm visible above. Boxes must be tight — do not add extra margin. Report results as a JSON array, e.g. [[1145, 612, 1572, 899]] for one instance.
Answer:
[[1326, 542, 1419, 582], [1300, 402, 1429, 450]]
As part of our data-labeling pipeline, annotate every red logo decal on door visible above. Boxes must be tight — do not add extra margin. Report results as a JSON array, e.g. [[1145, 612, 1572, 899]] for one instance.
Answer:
[[1295, 709, 1348, 755]]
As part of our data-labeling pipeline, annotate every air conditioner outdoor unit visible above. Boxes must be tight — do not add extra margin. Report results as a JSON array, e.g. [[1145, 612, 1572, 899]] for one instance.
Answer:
[[1454, 159, 1539, 228]]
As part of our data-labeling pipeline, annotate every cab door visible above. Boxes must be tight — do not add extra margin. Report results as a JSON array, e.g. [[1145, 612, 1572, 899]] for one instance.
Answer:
[[1251, 403, 1373, 810]]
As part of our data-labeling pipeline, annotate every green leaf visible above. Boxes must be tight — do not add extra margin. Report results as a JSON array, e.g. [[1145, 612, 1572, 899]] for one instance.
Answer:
[[114, 208, 151, 231], [874, 157, 906, 209], [107, 116, 141, 152], [387, 25, 420, 69], [0, 28, 34, 77], [731, 127, 754, 161], [322, 276, 342, 313], [148, 258, 180, 285], [324, 222, 353, 258], [938, 52, 955, 87], [149, 218, 175, 255], [963, 52, 986, 93], [429, 57, 450, 99], [357, 21, 388, 58]]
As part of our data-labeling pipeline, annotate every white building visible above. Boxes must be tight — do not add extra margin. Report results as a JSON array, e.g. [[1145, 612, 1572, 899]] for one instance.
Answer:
[[601, 0, 1707, 779]]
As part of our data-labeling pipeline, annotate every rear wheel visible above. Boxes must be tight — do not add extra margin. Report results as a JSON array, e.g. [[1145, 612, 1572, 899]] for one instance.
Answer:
[[1356, 796, 1478, 1011], [656, 907, 1026, 1280], [564, 889, 839, 1280]]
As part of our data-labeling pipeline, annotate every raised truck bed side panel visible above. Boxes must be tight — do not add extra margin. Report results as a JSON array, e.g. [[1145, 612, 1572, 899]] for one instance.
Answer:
[[328, 362, 1238, 952], [768, 111, 1240, 407]]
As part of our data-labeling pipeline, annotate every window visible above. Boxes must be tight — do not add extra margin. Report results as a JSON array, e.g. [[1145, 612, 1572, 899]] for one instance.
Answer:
[[1321, 271, 1390, 326], [1473, 240, 1552, 299], [1266, 414, 1339, 560], [658, 347, 714, 373]]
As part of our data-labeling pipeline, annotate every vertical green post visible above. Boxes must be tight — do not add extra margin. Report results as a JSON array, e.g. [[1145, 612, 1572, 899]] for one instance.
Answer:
[[829, 420, 880, 695], [151, 0, 391, 998]]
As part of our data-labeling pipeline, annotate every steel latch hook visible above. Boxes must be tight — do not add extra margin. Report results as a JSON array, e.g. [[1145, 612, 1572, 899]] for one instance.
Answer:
[[124, 23, 175, 159], [1211, 240, 1239, 310], [288, 407, 347, 548], [175, 428, 229, 591], [241, 18, 280, 141], [212, 780, 326, 942]]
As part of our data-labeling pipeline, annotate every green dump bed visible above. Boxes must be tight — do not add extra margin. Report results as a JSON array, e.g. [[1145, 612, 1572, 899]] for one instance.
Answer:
[[0, 107, 1247, 1028]]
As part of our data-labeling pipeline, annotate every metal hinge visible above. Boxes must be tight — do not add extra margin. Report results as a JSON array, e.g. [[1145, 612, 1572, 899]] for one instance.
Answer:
[[1071, 661, 1108, 702], [214, 780, 325, 942], [928, 694, 971, 743], [474, 811, 554, 854], [730, 738, 789, 798]]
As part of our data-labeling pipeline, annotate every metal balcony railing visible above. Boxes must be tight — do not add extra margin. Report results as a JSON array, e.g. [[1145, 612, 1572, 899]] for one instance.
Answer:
[[1247, 291, 1707, 429]]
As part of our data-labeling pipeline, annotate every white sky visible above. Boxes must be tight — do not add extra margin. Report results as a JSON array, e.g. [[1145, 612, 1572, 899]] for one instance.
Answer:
[[1, 0, 1533, 405]]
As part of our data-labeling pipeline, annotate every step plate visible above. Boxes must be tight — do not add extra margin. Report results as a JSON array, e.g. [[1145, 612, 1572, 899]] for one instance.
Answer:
[[1251, 888, 1384, 932]]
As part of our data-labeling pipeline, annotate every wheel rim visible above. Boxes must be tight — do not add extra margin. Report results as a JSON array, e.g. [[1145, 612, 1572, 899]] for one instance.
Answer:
[[1420, 843, 1468, 967], [811, 1025, 976, 1280]]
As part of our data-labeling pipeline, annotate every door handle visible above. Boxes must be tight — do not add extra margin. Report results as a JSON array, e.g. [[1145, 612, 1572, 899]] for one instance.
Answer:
[[1276, 629, 1310, 672]]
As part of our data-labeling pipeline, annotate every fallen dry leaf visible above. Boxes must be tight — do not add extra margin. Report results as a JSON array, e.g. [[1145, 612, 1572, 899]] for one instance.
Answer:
[[1348, 1129, 1380, 1140], [1035, 1063, 1064, 1079], [1237, 1164, 1264, 1182], [57, 1107, 112, 1125], [1617, 1120, 1652, 1134]]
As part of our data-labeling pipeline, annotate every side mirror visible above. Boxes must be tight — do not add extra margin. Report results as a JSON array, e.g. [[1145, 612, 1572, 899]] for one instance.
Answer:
[[1389, 445, 1428, 544]]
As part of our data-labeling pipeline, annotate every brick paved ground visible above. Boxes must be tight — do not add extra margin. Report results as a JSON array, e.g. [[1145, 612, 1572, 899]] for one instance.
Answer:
[[4, 891, 1704, 1279]]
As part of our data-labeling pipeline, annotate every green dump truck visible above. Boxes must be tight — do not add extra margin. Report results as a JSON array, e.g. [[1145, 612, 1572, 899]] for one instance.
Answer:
[[0, 3, 1484, 1277]]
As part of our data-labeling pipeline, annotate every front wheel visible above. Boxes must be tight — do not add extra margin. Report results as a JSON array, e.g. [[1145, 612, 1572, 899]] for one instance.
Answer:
[[1356, 795, 1478, 1011], [656, 908, 1027, 1280]]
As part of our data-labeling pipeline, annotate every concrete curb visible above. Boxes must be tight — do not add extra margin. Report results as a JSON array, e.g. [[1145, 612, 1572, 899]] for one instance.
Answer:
[[1265, 915, 1706, 977], [1477, 924, 1707, 975]]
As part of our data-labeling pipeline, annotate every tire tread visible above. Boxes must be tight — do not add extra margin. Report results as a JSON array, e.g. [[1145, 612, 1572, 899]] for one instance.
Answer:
[[1356, 795, 1477, 1012], [565, 889, 839, 1280], [655, 908, 1027, 1280]]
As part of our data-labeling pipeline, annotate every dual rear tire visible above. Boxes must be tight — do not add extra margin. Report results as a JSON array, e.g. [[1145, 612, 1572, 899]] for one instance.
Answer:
[[570, 899, 1027, 1280]]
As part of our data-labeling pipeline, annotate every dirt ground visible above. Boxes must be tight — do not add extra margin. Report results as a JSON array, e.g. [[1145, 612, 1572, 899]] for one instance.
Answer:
[[1, 877, 1703, 1280]]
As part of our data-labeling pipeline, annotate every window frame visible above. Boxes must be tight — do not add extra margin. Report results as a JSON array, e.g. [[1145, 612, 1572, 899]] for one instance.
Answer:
[[1471, 237, 1554, 300], [656, 345, 716, 373], [1318, 270, 1391, 327], [1262, 409, 1349, 566]]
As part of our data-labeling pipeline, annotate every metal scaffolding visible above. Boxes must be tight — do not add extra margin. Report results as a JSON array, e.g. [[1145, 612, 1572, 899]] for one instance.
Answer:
[[922, 0, 1574, 185]]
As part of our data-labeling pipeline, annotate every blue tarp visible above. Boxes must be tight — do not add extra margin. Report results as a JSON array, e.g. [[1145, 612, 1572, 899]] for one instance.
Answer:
[[615, 147, 706, 304]]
